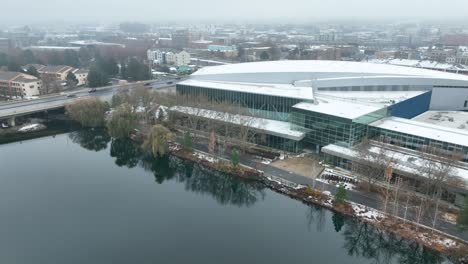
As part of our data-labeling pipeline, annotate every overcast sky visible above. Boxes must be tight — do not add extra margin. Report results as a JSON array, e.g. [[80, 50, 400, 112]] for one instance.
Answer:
[[2, 0, 468, 23]]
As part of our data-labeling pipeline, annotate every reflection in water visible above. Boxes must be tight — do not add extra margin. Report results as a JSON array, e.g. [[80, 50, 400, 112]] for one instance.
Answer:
[[332, 212, 345, 233], [142, 155, 266, 207], [140, 155, 177, 184], [69, 129, 111, 151], [340, 219, 442, 264], [110, 138, 142, 168], [180, 163, 266, 207], [66, 129, 447, 264], [306, 205, 326, 232]]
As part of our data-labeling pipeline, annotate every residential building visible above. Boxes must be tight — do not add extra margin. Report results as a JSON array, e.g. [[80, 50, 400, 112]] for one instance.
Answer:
[[147, 49, 190, 66], [36, 65, 74, 81], [0, 71, 41, 98], [72, 69, 89, 86]]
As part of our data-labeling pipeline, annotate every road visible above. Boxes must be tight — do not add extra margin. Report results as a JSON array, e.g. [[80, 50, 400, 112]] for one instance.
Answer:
[[0, 77, 183, 120]]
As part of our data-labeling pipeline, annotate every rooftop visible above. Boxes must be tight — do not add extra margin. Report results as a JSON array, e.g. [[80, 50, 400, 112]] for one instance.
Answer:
[[317, 91, 426, 107], [39, 65, 73, 74], [178, 79, 314, 100], [170, 106, 305, 141], [293, 97, 383, 120], [370, 116, 468, 148], [193, 60, 468, 82], [413, 111, 468, 133]]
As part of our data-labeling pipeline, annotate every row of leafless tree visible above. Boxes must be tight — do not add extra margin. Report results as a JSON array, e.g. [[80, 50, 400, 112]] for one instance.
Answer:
[[352, 137, 465, 230]]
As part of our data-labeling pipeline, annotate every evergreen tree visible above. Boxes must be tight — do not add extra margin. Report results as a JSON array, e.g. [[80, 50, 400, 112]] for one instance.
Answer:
[[260, 51, 270, 61], [231, 150, 240, 167], [21, 50, 37, 64], [183, 131, 193, 150], [66, 72, 78, 87], [127, 58, 150, 81], [334, 184, 347, 205], [87, 66, 109, 88], [63, 50, 80, 68], [26, 66, 39, 77]]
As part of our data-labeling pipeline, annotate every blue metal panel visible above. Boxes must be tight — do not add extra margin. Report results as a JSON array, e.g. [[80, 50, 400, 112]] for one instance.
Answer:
[[388, 91, 432, 119]]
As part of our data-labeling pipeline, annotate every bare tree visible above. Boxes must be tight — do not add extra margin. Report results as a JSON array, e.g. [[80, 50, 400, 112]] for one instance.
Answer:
[[418, 145, 463, 231], [352, 137, 396, 192]]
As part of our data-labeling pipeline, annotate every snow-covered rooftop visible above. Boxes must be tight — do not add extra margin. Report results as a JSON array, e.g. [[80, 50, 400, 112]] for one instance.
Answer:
[[370, 117, 468, 148], [193, 60, 468, 81], [170, 106, 305, 141], [317, 91, 426, 107], [322, 144, 468, 187], [293, 97, 383, 120], [369, 59, 468, 73], [413, 111, 468, 133], [178, 79, 314, 100]]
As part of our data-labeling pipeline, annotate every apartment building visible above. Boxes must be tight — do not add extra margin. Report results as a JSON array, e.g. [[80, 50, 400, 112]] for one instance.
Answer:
[[0, 71, 41, 98], [147, 49, 190, 66]]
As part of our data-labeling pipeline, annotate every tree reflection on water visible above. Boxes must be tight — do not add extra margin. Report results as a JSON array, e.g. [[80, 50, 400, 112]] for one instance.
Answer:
[[69, 129, 446, 264], [69, 128, 111, 152]]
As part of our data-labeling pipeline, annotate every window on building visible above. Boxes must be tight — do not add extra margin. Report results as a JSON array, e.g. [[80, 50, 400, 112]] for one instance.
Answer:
[[464, 100, 468, 108]]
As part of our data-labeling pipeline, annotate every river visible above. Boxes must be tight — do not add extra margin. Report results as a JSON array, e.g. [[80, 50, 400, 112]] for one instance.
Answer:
[[0, 129, 448, 264]]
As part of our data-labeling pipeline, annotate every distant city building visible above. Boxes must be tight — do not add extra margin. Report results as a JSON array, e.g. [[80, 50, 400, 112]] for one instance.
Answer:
[[0, 71, 41, 98], [25, 46, 81, 51], [190, 40, 214, 49], [303, 46, 342, 60], [0, 38, 13, 51], [147, 49, 190, 66]]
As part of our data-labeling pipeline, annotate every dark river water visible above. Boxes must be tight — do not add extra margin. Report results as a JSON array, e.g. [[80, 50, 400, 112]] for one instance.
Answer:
[[0, 129, 447, 264]]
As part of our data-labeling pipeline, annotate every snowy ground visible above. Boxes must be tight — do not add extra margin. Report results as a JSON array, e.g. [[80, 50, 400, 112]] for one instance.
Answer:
[[193, 152, 218, 163], [417, 233, 459, 249], [18, 124, 45, 133], [351, 203, 385, 222]]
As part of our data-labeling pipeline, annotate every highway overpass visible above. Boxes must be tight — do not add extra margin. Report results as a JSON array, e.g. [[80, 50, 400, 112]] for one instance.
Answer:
[[0, 78, 180, 125]]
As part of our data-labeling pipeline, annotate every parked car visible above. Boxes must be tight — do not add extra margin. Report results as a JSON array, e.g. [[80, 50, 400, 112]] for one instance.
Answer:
[[166, 81, 174, 84]]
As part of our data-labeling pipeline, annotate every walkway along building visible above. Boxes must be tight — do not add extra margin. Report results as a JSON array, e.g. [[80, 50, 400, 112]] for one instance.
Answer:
[[173, 60, 468, 206]]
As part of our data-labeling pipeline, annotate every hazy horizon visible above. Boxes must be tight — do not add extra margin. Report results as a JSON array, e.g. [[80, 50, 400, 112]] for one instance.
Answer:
[[1, 0, 468, 24]]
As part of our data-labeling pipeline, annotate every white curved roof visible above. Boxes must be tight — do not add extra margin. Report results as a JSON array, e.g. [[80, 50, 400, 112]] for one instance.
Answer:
[[193, 60, 468, 81]]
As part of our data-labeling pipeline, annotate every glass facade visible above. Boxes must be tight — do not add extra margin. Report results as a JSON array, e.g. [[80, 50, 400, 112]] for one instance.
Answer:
[[255, 134, 301, 153], [369, 127, 468, 162], [290, 109, 373, 149], [316, 85, 432, 92], [177, 84, 302, 121]]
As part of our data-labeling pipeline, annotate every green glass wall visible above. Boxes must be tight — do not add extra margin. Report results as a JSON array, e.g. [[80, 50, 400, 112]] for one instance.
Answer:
[[290, 109, 368, 148], [177, 84, 302, 121], [369, 127, 468, 162]]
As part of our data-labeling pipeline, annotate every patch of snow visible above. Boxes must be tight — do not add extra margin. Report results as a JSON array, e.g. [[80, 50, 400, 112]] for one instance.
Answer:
[[193, 152, 218, 163], [18, 124, 44, 132], [135, 106, 145, 113], [294, 184, 306, 190], [352, 203, 385, 222]]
